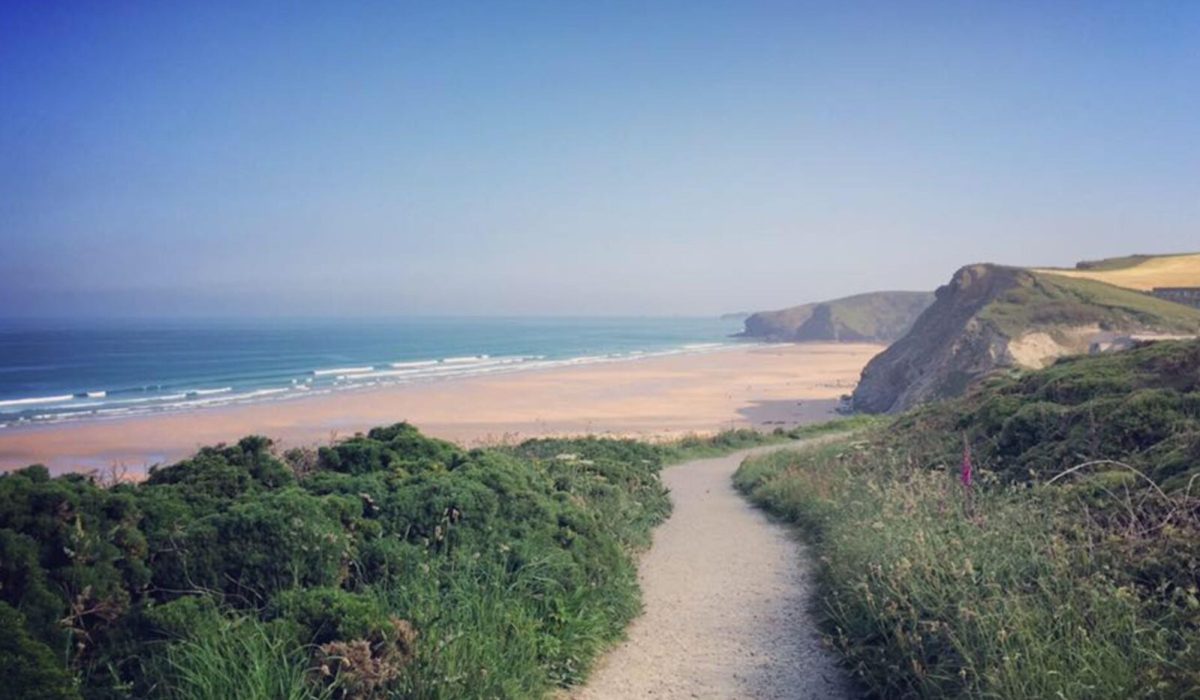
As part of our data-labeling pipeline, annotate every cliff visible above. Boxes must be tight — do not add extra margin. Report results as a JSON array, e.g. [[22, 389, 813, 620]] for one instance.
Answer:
[[851, 264, 1200, 413]]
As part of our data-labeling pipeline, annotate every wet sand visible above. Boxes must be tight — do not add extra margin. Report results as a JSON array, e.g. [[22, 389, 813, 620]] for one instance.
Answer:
[[0, 342, 882, 474]]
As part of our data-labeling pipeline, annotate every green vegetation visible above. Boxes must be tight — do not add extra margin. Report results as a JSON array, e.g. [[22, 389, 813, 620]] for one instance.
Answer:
[[982, 270, 1200, 338], [657, 419, 881, 464], [737, 339, 1200, 698], [160, 613, 321, 700], [900, 338, 1200, 488], [1072, 253, 1171, 272], [782, 414, 883, 439], [0, 424, 671, 699], [658, 429, 789, 462]]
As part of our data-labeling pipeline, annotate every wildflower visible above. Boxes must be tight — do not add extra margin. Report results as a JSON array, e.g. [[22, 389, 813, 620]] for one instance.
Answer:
[[960, 434, 976, 519], [960, 435, 974, 489]]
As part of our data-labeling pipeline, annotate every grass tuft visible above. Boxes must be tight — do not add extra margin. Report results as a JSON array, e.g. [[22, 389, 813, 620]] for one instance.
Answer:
[[162, 614, 321, 700]]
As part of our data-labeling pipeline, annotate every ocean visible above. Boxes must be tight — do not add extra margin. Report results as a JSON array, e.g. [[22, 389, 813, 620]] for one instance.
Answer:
[[0, 316, 744, 428]]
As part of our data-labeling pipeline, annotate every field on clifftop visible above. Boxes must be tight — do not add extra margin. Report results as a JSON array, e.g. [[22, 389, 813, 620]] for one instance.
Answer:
[[1035, 252, 1200, 291]]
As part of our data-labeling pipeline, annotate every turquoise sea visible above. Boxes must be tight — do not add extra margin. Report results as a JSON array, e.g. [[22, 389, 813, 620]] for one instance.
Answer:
[[0, 317, 745, 428]]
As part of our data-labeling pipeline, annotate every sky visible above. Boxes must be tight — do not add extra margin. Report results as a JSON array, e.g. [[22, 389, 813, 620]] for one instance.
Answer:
[[2, 1, 1198, 317]]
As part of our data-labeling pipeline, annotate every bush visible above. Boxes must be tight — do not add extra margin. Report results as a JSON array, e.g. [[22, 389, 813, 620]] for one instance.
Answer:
[[2, 423, 671, 698], [904, 339, 1200, 484], [0, 602, 80, 700]]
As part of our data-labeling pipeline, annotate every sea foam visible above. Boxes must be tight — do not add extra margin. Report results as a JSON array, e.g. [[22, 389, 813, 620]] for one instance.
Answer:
[[0, 394, 75, 408]]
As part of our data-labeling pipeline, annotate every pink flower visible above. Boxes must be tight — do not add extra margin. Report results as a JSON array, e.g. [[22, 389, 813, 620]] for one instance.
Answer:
[[961, 439, 974, 489]]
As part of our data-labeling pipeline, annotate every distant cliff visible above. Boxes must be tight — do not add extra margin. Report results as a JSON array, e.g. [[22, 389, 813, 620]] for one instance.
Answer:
[[851, 264, 1200, 413], [739, 291, 934, 343]]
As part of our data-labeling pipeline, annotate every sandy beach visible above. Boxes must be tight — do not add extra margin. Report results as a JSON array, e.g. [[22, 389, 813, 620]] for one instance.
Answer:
[[0, 342, 882, 474]]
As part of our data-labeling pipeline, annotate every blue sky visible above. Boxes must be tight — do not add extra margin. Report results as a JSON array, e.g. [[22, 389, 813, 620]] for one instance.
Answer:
[[2, 2, 1197, 316]]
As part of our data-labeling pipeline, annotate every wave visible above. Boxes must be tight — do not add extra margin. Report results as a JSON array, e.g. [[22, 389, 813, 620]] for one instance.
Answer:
[[0, 394, 75, 408], [185, 387, 233, 397], [390, 360, 439, 369], [442, 355, 490, 364], [312, 366, 375, 377], [162, 387, 290, 409], [337, 355, 540, 383], [552, 355, 607, 365], [238, 387, 290, 399]]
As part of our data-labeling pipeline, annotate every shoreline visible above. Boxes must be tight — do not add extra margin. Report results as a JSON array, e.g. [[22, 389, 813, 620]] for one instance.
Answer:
[[0, 342, 883, 474], [0, 340, 750, 429]]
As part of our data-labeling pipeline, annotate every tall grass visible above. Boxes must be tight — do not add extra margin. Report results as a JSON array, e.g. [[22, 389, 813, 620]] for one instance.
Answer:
[[659, 428, 789, 463], [658, 417, 881, 464], [735, 438, 1200, 698], [377, 551, 640, 699], [162, 615, 323, 700]]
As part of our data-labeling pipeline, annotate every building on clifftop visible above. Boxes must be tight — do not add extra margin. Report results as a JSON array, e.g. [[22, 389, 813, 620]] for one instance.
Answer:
[[1151, 287, 1200, 309]]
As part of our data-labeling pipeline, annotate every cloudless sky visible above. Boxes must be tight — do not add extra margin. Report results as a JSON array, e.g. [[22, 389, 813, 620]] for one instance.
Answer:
[[2, 1, 1198, 317]]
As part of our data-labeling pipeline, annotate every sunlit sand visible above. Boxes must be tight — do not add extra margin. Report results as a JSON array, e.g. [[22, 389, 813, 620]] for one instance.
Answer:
[[0, 342, 882, 474]]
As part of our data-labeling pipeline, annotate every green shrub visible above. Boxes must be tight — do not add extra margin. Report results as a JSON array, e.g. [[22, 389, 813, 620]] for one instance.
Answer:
[[0, 602, 80, 700], [268, 588, 391, 645], [1, 423, 671, 698], [902, 339, 1200, 483]]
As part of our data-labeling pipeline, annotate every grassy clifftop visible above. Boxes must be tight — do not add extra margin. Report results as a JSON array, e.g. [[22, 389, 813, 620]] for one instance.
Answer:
[[1034, 251, 1200, 291], [738, 339, 1200, 697], [739, 290, 934, 343], [981, 268, 1200, 336], [852, 264, 1200, 413]]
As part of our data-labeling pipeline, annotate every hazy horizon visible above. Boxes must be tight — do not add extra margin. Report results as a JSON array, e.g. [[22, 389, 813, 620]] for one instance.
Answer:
[[4, 2, 1198, 318]]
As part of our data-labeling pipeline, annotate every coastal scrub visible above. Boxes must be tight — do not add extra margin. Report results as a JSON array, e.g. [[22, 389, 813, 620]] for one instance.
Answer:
[[0, 424, 671, 699], [736, 340, 1200, 698]]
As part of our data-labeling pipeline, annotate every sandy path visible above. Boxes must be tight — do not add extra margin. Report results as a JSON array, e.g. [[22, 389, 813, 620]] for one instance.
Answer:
[[573, 446, 853, 699]]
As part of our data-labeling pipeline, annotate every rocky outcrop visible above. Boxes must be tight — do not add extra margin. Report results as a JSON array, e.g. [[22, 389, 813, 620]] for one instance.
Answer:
[[850, 266, 1017, 413], [739, 291, 934, 343], [851, 264, 1200, 414]]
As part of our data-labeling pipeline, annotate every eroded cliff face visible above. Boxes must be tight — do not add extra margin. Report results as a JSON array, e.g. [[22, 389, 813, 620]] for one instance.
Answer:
[[851, 265, 1019, 413], [850, 263, 1200, 413]]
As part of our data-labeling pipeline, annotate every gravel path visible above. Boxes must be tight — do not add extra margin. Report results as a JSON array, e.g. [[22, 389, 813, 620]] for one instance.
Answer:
[[572, 446, 854, 699]]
